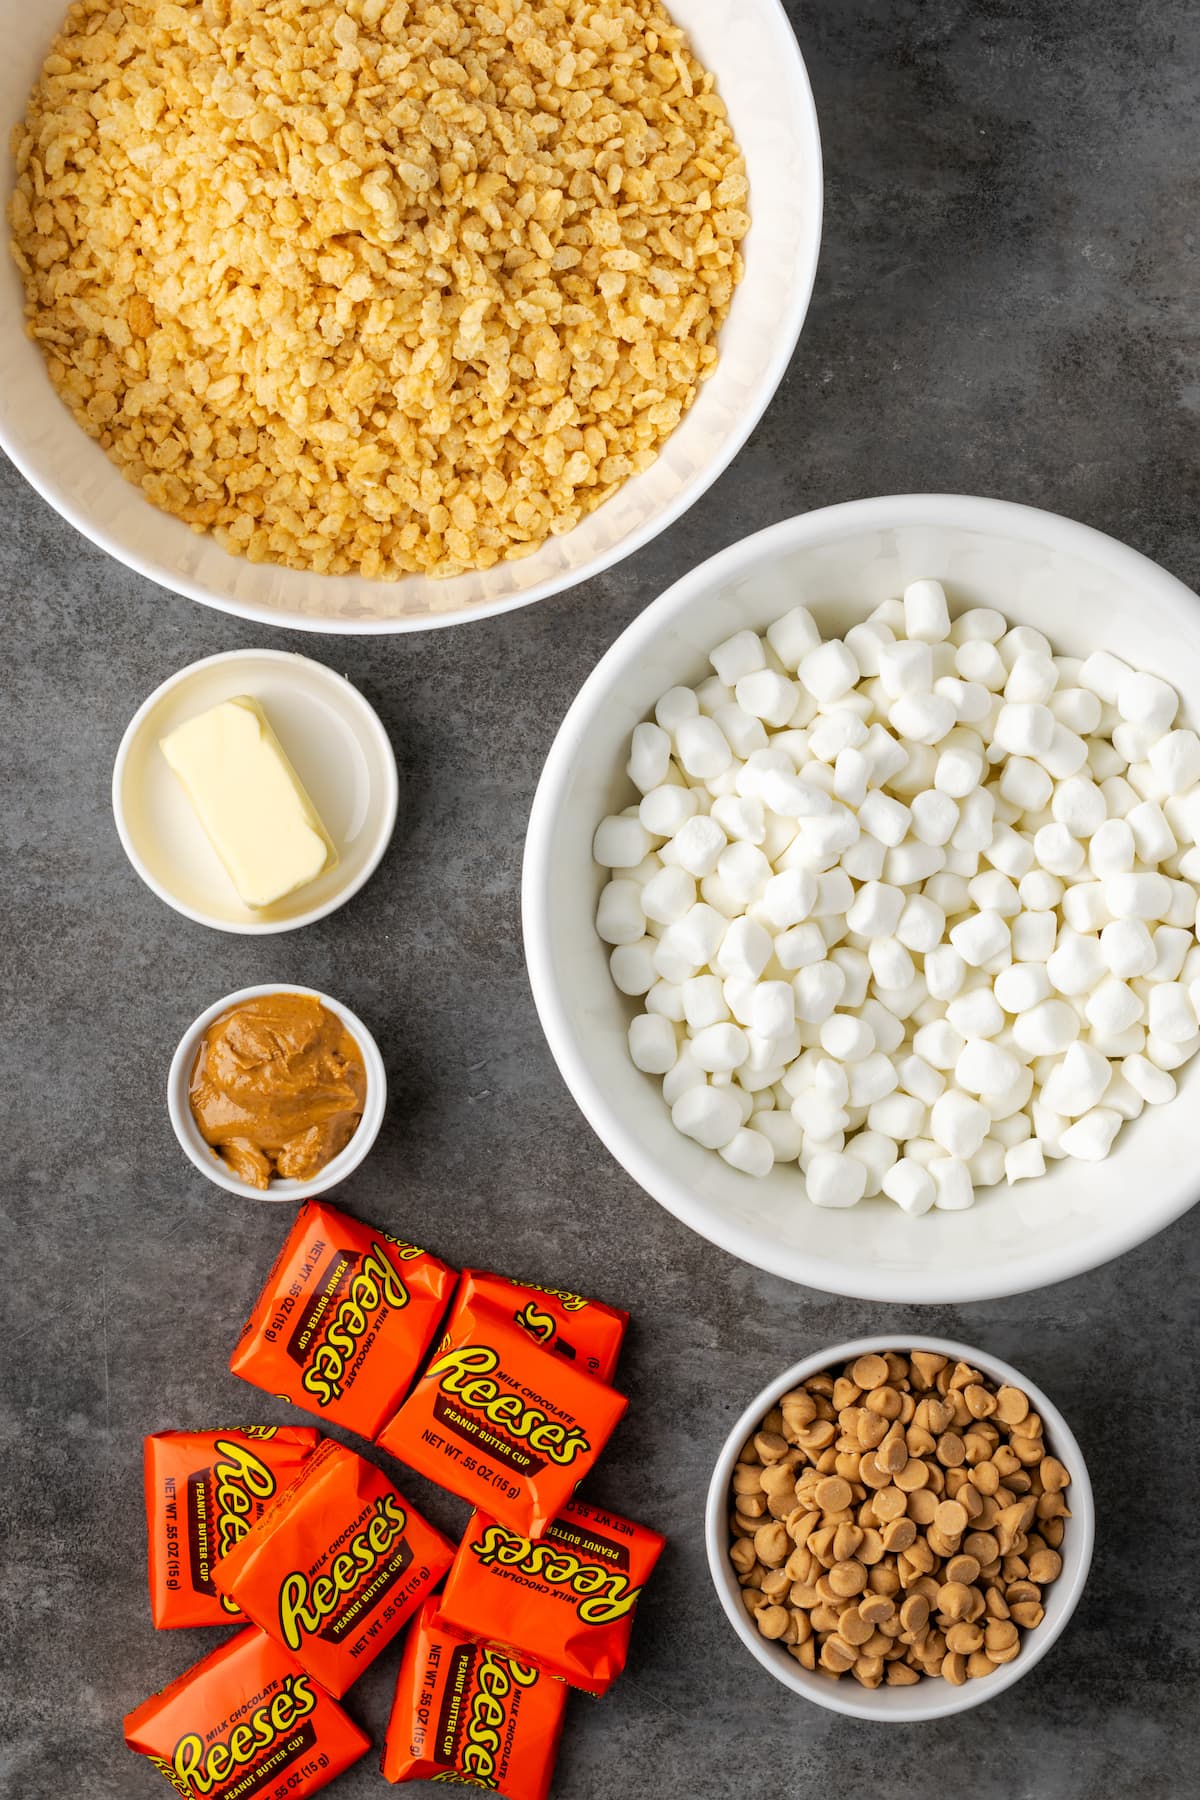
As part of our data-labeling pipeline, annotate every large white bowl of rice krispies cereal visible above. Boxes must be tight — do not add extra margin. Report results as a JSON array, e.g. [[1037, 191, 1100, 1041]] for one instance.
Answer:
[[523, 495, 1200, 1302], [0, 0, 820, 632]]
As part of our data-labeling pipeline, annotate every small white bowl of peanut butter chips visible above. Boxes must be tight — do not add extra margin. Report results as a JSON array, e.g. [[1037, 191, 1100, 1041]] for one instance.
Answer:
[[705, 1336, 1094, 1720]]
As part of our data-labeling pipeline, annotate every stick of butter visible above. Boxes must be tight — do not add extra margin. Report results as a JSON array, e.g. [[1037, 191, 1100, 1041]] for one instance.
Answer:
[[160, 696, 337, 908]]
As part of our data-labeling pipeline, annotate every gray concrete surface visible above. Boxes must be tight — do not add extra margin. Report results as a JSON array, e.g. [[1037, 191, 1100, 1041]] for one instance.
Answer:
[[2, 1, 1199, 1795]]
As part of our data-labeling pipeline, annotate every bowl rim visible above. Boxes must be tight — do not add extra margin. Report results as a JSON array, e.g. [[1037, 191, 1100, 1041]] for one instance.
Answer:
[[703, 1333, 1095, 1722], [166, 982, 387, 1201], [111, 647, 400, 933], [0, 0, 822, 636], [522, 491, 1200, 1301]]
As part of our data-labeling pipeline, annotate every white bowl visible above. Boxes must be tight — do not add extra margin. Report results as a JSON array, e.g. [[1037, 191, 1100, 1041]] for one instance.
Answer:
[[168, 984, 387, 1202], [705, 1335, 1094, 1722], [0, 0, 820, 633], [523, 494, 1200, 1302], [113, 650, 398, 933]]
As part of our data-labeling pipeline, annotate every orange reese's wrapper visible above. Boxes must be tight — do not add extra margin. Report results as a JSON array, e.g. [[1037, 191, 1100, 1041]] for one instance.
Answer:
[[124, 1624, 368, 1800], [382, 1597, 566, 1800], [436, 1497, 666, 1696], [230, 1200, 456, 1441], [144, 1426, 322, 1629], [212, 1439, 455, 1698], [459, 1268, 628, 1383], [377, 1293, 628, 1538]]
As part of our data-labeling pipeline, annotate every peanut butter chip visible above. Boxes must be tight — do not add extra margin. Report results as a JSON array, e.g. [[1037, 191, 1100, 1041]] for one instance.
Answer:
[[894, 1458, 930, 1493], [851, 1354, 890, 1390], [934, 1500, 969, 1538], [815, 1476, 853, 1514], [828, 1560, 868, 1598], [995, 1385, 1030, 1426]]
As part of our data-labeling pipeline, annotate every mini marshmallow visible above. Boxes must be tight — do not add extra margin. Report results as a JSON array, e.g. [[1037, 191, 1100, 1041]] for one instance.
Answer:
[[638, 784, 699, 839], [818, 1013, 875, 1064], [754, 1110, 805, 1162], [1041, 725, 1089, 780], [1059, 1107, 1122, 1162], [952, 787, 996, 851], [896, 895, 946, 954], [843, 1130, 898, 1195], [993, 702, 1055, 757], [760, 769, 834, 819], [1005, 1139, 1046, 1184], [1088, 817, 1135, 877], [765, 605, 821, 669], [1046, 928, 1106, 996], [846, 880, 905, 939], [689, 1021, 748, 1073], [831, 946, 871, 1008], [597, 879, 648, 945], [994, 962, 1052, 1014], [1149, 728, 1200, 795], [610, 941, 657, 996], [949, 909, 1011, 967], [735, 669, 800, 728], [1084, 977, 1143, 1036], [999, 756, 1053, 814], [710, 629, 765, 687], [913, 1018, 966, 1069], [713, 704, 769, 760], [1116, 668, 1178, 732], [1019, 869, 1064, 910], [671, 1084, 742, 1148], [890, 742, 939, 797], [594, 812, 655, 869], [924, 943, 967, 1001], [969, 869, 1021, 917], [1033, 823, 1086, 877], [1149, 926, 1192, 983], [1078, 649, 1132, 704], [759, 868, 818, 931], [681, 974, 729, 1030], [1147, 982, 1197, 1043], [888, 693, 957, 745], [884, 840, 948, 886], [1103, 871, 1171, 921], [1004, 652, 1057, 704], [750, 981, 796, 1041], [714, 915, 773, 980], [946, 987, 1005, 1040], [716, 841, 771, 904], [667, 903, 727, 969], [1041, 1041, 1112, 1117], [1099, 917, 1156, 979], [1123, 1053, 1177, 1104], [954, 1037, 1022, 1098], [902, 578, 951, 642], [805, 1151, 868, 1209], [1127, 800, 1177, 864], [955, 640, 1007, 689], [952, 607, 1007, 644], [911, 789, 959, 846], [627, 720, 673, 793], [1061, 881, 1111, 935], [674, 714, 732, 780], [719, 1127, 775, 1178], [1051, 687, 1102, 735], [936, 677, 992, 724], [934, 741, 985, 798], [797, 639, 859, 703], [775, 921, 827, 970], [867, 1091, 928, 1140], [1147, 1029, 1200, 1070], [868, 936, 916, 990], [640, 865, 697, 925], [985, 823, 1035, 879], [628, 1013, 679, 1074], [858, 789, 911, 848], [930, 1155, 975, 1210], [1051, 775, 1107, 839], [882, 1158, 936, 1216], [930, 1089, 990, 1158], [793, 960, 847, 1023], [1011, 998, 1080, 1057], [895, 1053, 945, 1107], [1011, 910, 1058, 962], [815, 868, 855, 917], [858, 1001, 906, 1056], [808, 711, 868, 762], [1165, 878, 1197, 928], [878, 638, 934, 699], [671, 813, 728, 876], [834, 747, 871, 808]]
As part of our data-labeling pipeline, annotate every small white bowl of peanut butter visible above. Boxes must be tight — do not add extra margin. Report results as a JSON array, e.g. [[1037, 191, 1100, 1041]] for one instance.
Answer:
[[167, 984, 387, 1202], [706, 1336, 1094, 1721]]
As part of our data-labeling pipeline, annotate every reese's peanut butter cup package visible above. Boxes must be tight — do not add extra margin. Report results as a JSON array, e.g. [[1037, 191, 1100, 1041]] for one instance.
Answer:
[[144, 1427, 322, 1629], [382, 1598, 566, 1800], [436, 1498, 665, 1696], [230, 1200, 456, 1441], [459, 1269, 628, 1383], [211, 1438, 454, 1698], [123, 1624, 368, 1799], [376, 1293, 628, 1539]]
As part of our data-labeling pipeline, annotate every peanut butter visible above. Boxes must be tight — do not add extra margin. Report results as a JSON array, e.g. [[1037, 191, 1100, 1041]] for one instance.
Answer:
[[189, 994, 367, 1189]]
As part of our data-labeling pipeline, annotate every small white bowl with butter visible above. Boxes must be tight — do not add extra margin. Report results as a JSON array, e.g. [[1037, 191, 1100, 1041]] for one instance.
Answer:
[[113, 650, 398, 933]]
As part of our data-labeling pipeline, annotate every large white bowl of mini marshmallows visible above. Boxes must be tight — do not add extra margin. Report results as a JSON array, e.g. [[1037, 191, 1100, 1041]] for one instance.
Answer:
[[523, 495, 1200, 1301]]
